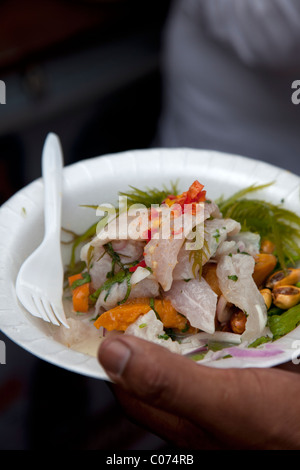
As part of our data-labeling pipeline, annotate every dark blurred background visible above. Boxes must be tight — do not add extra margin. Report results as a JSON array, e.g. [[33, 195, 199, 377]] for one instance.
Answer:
[[0, 0, 173, 450]]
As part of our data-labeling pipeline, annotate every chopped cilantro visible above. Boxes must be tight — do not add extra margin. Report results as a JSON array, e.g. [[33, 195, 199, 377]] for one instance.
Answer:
[[150, 297, 161, 321], [213, 229, 220, 243], [181, 323, 190, 333], [158, 334, 170, 340], [70, 272, 91, 289], [89, 270, 132, 304], [248, 336, 272, 348], [228, 275, 238, 282]]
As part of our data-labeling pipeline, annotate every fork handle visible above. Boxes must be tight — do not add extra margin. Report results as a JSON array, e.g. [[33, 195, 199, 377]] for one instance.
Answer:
[[42, 133, 63, 238]]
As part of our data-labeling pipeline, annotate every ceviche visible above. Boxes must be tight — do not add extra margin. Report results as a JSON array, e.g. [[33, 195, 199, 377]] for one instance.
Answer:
[[56, 180, 300, 361]]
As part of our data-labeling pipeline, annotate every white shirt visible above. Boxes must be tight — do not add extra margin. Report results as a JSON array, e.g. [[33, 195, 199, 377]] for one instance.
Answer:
[[156, 0, 300, 175]]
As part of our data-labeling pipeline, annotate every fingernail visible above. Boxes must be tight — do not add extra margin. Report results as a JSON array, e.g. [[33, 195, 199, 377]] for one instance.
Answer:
[[99, 339, 131, 378]]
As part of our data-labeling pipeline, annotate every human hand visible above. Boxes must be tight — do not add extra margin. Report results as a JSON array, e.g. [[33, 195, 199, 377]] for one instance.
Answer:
[[98, 335, 300, 450]]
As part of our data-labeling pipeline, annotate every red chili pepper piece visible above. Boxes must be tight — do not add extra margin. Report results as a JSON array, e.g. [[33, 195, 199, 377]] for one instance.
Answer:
[[129, 260, 147, 272]]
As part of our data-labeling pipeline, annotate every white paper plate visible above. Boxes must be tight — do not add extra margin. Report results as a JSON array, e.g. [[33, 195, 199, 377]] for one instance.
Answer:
[[1, 148, 300, 379]]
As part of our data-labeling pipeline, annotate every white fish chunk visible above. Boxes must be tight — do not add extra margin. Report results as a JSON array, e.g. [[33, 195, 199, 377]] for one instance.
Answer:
[[95, 276, 159, 314], [130, 277, 160, 299], [165, 279, 218, 334], [144, 201, 220, 291], [203, 218, 241, 264], [204, 200, 222, 219], [130, 266, 151, 285], [215, 241, 237, 258], [215, 232, 260, 259], [89, 249, 113, 290], [173, 217, 241, 280], [111, 239, 145, 264], [125, 310, 181, 353], [216, 253, 268, 342], [91, 211, 149, 248], [144, 238, 184, 291], [228, 231, 260, 257], [172, 245, 197, 280], [216, 295, 232, 323], [82, 240, 145, 291]]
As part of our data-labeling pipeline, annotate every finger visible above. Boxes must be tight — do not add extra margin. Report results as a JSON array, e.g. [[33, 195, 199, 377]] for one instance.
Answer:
[[111, 384, 223, 449], [98, 335, 238, 434], [99, 335, 300, 449]]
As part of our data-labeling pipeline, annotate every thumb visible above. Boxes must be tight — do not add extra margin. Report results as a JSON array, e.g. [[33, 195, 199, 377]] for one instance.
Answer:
[[98, 334, 232, 426]]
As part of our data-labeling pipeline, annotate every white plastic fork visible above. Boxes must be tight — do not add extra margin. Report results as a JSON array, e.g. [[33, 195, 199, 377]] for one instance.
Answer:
[[16, 133, 69, 328]]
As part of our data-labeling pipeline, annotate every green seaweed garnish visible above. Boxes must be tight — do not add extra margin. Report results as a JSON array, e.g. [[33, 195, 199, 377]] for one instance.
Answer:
[[119, 181, 179, 208], [248, 336, 272, 348], [217, 182, 300, 270], [62, 221, 98, 272], [268, 303, 300, 340]]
